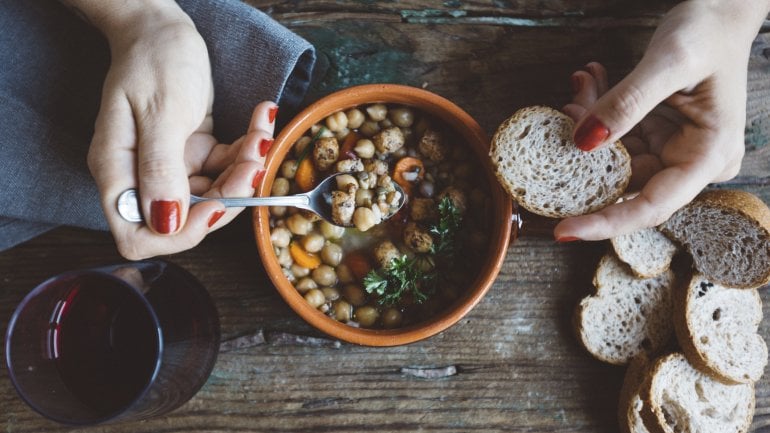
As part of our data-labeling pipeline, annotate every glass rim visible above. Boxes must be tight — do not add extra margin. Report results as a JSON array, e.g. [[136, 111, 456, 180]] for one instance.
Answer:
[[4, 267, 164, 425]]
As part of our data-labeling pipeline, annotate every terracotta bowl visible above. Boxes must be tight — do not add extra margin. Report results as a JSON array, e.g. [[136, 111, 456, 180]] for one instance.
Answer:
[[253, 84, 513, 346]]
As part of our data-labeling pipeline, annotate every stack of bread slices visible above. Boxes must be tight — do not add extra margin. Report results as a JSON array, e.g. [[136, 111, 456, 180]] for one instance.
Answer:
[[491, 107, 770, 433]]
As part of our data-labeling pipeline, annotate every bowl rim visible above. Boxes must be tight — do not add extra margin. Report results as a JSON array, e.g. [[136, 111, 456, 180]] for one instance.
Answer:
[[253, 83, 513, 346]]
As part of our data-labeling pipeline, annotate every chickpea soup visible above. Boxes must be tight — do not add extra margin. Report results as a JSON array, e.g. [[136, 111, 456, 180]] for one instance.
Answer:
[[269, 103, 493, 329]]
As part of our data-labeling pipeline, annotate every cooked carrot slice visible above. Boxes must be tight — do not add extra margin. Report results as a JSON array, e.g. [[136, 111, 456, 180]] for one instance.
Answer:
[[290, 242, 321, 269], [294, 158, 317, 192], [339, 131, 360, 160], [343, 251, 372, 281], [392, 156, 425, 195]]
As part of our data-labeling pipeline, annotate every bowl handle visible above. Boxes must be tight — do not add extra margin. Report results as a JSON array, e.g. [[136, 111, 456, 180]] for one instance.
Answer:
[[510, 203, 558, 243]]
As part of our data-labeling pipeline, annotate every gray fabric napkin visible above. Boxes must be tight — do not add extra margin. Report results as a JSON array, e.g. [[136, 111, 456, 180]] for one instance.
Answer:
[[0, 0, 315, 250]]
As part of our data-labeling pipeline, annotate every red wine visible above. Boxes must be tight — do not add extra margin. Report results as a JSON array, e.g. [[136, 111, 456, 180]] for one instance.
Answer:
[[49, 275, 159, 415]]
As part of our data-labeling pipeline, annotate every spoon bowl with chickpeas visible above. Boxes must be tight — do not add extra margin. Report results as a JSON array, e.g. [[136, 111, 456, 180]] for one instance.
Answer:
[[254, 84, 514, 346]]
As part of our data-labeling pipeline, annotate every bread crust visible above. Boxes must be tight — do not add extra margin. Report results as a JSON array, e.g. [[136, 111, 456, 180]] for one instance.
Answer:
[[490, 106, 631, 218], [660, 189, 770, 289], [642, 353, 755, 433]]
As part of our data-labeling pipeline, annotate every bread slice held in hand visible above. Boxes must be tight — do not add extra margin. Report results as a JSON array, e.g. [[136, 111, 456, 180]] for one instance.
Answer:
[[660, 189, 770, 288], [490, 106, 631, 218], [642, 353, 755, 433], [575, 254, 675, 365], [611, 227, 678, 278], [674, 274, 768, 384]]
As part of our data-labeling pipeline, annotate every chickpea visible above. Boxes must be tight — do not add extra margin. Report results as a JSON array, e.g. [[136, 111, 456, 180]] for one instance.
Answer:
[[453, 162, 473, 178], [354, 139, 375, 158], [366, 103, 388, 121], [379, 118, 393, 129], [281, 160, 298, 179], [321, 243, 343, 266], [270, 206, 287, 217], [319, 220, 345, 240], [345, 108, 365, 129], [335, 174, 359, 193], [304, 289, 326, 309], [294, 135, 311, 156], [286, 213, 313, 235], [354, 306, 379, 327], [325, 111, 349, 132], [295, 277, 318, 293], [414, 117, 431, 137], [310, 123, 334, 137], [336, 264, 355, 284], [353, 207, 378, 232], [322, 287, 340, 302], [359, 120, 381, 137], [291, 264, 310, 278], [355, 188, 374, 207], [334, 127, 351, 141], [312, 265, 337, 286], [332, 300, 353, 322], [301, 233, 325, 253], [343, 284, 366, 307], [272, 177, 290, 196], [382, 308, 403, 329], [282, 267, 296, 284], [277, 247, 293, 268], [270, 227, 292, 248], [389, 107, 414, 127]]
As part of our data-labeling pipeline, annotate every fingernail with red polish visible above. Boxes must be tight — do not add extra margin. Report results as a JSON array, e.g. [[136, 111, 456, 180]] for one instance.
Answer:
[[574, 115, 610, 151], [252, 169, 266, 189], [259, 138, 274, 157], [208, 210, 225, 228], [268, 106, 279, 124], [571, 75, 582, 94], [556, 236, 581, 243], [150, 200, 181, 234]]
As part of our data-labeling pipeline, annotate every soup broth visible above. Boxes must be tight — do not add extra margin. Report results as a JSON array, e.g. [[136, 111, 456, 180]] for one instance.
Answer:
[[269, 103, 492, 329]]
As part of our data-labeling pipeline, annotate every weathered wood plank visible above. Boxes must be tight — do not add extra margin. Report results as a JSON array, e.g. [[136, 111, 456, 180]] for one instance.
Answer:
[[2, 2, 770, 432]]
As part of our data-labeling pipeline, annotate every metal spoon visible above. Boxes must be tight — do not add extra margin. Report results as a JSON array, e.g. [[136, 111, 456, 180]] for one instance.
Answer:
[[116, 171, 408, 227]]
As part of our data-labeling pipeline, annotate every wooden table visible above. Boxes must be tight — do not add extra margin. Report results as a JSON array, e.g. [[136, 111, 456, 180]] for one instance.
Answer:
[[3, 1, 770, 431]]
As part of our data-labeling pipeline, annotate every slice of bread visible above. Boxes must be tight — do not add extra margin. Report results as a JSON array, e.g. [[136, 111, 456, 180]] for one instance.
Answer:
[[642, 353, 755, 433], [660, 189, 770, 288], [611, 227, 678, 278], [575, 254, 675, 365], [490, 106, 631, 218], [619, 353, 654, 433], [674, 274, 768, 384]]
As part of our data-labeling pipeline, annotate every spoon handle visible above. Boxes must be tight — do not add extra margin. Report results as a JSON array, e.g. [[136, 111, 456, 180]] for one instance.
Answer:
[[116, 189, 312, 223], [190, 194, 311, 208]]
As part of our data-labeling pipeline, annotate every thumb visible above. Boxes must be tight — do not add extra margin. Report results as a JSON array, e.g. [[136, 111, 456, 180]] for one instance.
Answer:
[[137, 114, 192, 235], [573, 52, 690, 152]]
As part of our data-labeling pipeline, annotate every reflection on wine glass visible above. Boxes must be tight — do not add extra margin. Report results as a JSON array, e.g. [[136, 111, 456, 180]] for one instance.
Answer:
[[4, 260, 220, 425]]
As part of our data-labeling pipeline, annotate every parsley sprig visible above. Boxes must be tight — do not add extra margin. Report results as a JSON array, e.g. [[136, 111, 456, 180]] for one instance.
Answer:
[[363, 197, 463, 306], [429, 196, 462, 257], [363, 255, 434, 306]]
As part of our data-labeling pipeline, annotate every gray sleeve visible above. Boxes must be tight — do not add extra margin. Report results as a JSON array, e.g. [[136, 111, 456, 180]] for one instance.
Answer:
[[0, 0, 315, 250]]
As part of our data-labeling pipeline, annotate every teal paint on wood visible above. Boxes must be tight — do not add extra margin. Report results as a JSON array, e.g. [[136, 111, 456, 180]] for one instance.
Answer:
[[293, 26, 427, 101]]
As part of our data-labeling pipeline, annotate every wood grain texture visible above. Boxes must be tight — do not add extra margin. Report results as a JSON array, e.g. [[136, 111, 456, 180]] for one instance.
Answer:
[[2, 1, 770, 432]]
